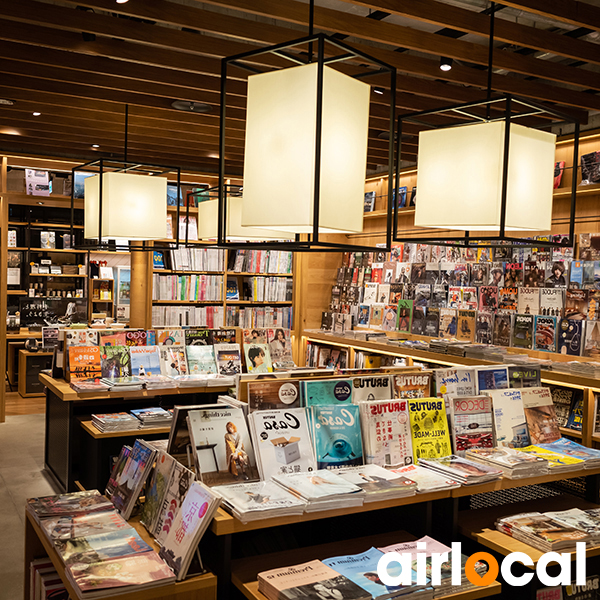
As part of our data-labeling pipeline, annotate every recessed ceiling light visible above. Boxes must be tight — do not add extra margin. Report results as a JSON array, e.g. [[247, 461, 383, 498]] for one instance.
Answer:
[[33, 112, 41, 116], [171, 100, 212, 113], [440, 57, 453, 72], [0, 99, 15, 106], [116, 0, 129, 3], [92, 144, 100, 148], [0, 127, 21, 136], [373, 87, 384, 95], [37, 201, 44, 205]]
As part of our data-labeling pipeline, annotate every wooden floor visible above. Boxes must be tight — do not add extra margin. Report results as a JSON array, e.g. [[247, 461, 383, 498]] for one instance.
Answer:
[[5, 389, 45, 416]]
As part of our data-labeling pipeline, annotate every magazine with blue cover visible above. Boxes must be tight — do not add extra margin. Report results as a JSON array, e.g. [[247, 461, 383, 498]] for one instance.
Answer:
[[129, 346, 162, 377], [323, 547, 414, 599], [310, 404, 363, 469], [302, 379, 354, 407], [475, 366, 509, 394], [538, 438, 600, 463], [557, 318, 584, 356]]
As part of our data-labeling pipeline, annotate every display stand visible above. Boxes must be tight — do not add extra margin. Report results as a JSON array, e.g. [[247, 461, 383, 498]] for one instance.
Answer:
[[23, 510, 217, 600], [40, 373, 230, 493]]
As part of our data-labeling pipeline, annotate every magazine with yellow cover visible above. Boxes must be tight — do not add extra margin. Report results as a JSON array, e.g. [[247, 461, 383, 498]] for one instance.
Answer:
[[407, 398, 452, 462], [518, 445, 585, 469]]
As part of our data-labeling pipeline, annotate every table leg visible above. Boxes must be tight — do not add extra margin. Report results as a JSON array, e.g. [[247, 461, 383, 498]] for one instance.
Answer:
[[215, 533, 232, 600]]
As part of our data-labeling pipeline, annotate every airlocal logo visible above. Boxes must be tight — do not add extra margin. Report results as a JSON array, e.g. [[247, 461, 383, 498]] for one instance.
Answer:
[[377, 542, 587, 588]]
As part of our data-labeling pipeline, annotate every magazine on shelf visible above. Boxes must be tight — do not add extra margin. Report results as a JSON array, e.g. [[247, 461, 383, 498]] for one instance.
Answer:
[[334, 464, 417, 500], [475, 366, 509, 393], [517, 445, 585, 471], [390, 464, 460, 493], [141, 451, 177, 536], [106, 446, 131, 499], [213, 343, 242, 376], [540, 288, 564, 317], [249, 408, 316, 480], [184, 328, 211, 345], [187, 406, 259, 485], [538, 438, 600, 468], [448, 394, 494, 455], [407, 398, 452, 462], [418, 455, 502, 485], [359, 399, 413, 468], [534, 315, 557, 352], [157, 329, 185, 346], [244, 343, 274, 374], [392, 373, 432, 399], [68, 346, 102, 381], [159, 481, 221, 581], [310, 404, 363, 469], [521, 387, 561, 445], [247, 379, 302, 411], [27, 490, 113, 520], [128, 346, 162, 377], [41, 510, 130, 541], [557, 319, 585, 356], [507, 365, 541, 388], [302, 379, 354, 406], [272, 469, 364, 502], [186, 345, 217, 375], [99, 346, 131, 378], [465, 447, 548, 478], [517, 287, 540, 315], [166, 404, 219, 460], [348, 375, 394, 403], [485, 389, 530, 449], [511, 314, 534, 350], [159, 346, 188, 377]]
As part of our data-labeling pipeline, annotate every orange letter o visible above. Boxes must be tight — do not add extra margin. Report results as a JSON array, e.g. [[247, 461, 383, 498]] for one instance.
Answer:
[[465, 553, 499, 586]]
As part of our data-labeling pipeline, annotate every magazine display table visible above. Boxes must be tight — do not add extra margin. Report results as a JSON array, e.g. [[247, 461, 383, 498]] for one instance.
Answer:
[[40, 373, 230, 493], [24, 509, 217, 600]]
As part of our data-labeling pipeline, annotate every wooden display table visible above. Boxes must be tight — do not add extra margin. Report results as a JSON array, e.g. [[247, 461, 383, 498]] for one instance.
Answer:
[[24, 510, 217, 600], [40, 373, 230, 493]]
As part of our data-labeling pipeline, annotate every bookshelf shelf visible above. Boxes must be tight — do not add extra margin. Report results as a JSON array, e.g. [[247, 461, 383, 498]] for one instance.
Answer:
[[559, 426, 583, 438], [363, 207, 415, 219], [29, 273, 87, 278], [28, 248, 84, 253], [7, 290, 28, 295]]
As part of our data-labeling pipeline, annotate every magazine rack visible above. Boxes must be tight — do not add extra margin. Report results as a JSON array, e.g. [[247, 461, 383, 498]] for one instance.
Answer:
[[24, 510, 217, 600]]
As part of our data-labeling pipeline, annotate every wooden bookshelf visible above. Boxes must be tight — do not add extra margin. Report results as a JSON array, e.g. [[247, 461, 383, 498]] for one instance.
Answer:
[[30, 273, 87, 278]]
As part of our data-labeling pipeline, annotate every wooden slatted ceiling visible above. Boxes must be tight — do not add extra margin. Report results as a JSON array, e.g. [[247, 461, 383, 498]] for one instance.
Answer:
[[0, 0, 597, 176]]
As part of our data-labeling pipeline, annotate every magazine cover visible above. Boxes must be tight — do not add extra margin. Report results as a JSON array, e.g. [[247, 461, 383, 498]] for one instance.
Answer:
[[456, 309, 476, 342], [523, 261, 544, 287], [521, 387, 561, 445], [213, 343, 242, 376], [566, 395, 584, 431], [447, 286, 462, 309], [125, 330, 147, 347], [557, 319, 584, 356], [475, 366, 509, 393], [350, 376, 394, 403], [100, 346, 131, 378], [498, 287, 518, 313], [583, 320, 600, 358], [540, 438, 600, 463], [359, 400, 413, 467], [310, 404, 363, 469], [302, 379, 354, 406], [41, 510, 130, 541], [517, 287, 540, 315], [159, 481, 220, 580], [410, 307, 426, 335], [407, 398, 452, 462], [392, 373, 432, 399], [335, 465, 416, 497], [159, 347, 188, 377], [449, 395, 494, 455], [266, 328, 294, 363], [141, 451, 176, 535], [369, 304, 385, 329], [504, 263, 523, 287], [534, 315, 557, 352], [381, 305, 397, 332], [389, 283, 403, 304], [157, 329, 185, 346], [511, 314, 534, 349], [570, 260, 584, 288], [249, 408, 316, 479], [478, 286, 498, 312], [492, 313, 512, 346], [488, 263, 505, 286], [470, 263, 489, 286], [98, 330, 127, 347], [244, 343, 273, 374], [377, 283, 391, 304], [186, 345, 217, 375], [431, 284, 448, 308], [69, 346, 102, 380], [414, 284, 431, 307], [208, 328, 237, 345], [545, 261, 568, 288], [589, 290, 600, 320], [424, 308, 440, 337], [460, 287, 478, 310], [540, 288, 564, 317], [243, 328, 268, 345], [356, 305, 370, 328], [396, 300, 413, 333], [128, 346, 161, 377], [508, 365, 541, 388], [565, 289, 589, 320], [487, 389, 530, 448], [247, 379, 301, 411], [476, 312, 494, 344], [439, 308, 457, 337], [184, 328, 211, 345], [187, 407, 258, 485]]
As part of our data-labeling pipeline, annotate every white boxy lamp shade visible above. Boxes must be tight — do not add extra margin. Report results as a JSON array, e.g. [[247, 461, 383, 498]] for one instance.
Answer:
[[414, 121, 556, 231], [241, 62, 370, 234], [198, 197, 290, 241], [84, 172, 167, 240]]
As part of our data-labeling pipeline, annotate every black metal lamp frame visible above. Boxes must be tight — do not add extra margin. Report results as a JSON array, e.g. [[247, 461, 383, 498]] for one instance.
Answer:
[[393, 94, 580, 249], [69, 158, 184, 252], [218, 33, 397, 253]]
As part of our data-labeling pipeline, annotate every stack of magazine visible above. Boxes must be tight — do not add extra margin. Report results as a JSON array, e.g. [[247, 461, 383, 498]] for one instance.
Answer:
[[100, 376, 144, 391], [213, 481, 306, 523], [465, 447, 549, 479], [496, 511, 591, 551], [390, 464, 460, 493], [545, 508, 600, 546], [91, 412, 139, 433], [272, 470, 365, 512], [419, 456, 503, 486], [130, 407, 173, 429], [517, 446, 585, 472], [335, 464, 417, 502], [258, 560, 371, 600], [27, 490, 114, 525], [538, 438, 600, 469]]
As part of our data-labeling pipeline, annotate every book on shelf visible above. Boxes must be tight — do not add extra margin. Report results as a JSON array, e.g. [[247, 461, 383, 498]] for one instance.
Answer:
[[249, 408, 316, 480], [187, 406, 259, 485], [158, 481, 221, 581]]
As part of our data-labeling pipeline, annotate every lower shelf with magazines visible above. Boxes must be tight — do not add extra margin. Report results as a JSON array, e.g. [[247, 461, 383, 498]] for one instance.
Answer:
[[24, 509, 217, 600], [229, 529, 501, 600]]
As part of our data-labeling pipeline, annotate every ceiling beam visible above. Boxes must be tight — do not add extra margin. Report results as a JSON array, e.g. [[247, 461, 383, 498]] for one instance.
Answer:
[[498, 0, 600, 31]]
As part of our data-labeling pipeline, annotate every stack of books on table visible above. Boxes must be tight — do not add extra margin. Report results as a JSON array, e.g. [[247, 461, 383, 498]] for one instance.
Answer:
[[100, 376, 144, 392], [335, 464, 417, 502], [272, 470, 365, 512], [70, 379, 110, 393], [390, 464, 460, 493], [258, 560, 372, 600], [91, 412, 140, 433], [496, 511, 591, 551], [26, 490, 114, 525], [419, 455, 503, 486], [538, 438, 600, 469], [517, 445, 585, 473], [465, 447, 549, 479], [213, 481, 306, 523], [130, 407, 173, 429]]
